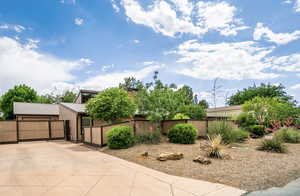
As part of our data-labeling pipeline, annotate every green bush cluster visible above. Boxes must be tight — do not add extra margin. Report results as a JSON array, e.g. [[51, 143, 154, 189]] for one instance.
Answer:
[[168, 124, 197, 144], [258, 138, 287, 153], [208, 121, 249, 144], [106, 126, 135, 149], [172, 113, 190, 120], [275, 128, 300, 143], [135, 132, 161, 144], [247, 125, 266, 137], [236, 113, 257, 128]]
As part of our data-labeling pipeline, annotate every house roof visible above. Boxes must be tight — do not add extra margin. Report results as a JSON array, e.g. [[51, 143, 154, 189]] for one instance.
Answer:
[[13, 102, 59, 116], [206, 105, 242, 113], [60, 103, 86, 113]]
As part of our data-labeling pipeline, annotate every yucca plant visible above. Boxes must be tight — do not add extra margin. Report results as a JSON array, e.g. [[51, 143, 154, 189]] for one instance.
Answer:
[[206, 134, 225, 159]]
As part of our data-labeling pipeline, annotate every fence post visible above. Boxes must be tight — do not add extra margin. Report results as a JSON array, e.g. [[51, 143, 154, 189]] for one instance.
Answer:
[[90, 120, 92, 144], [133, 120, 136, 135], [16, 120, 19, 142], [101, 126, 104, 147], [48, 121, 52, 140], [206, 119, 209, 135]]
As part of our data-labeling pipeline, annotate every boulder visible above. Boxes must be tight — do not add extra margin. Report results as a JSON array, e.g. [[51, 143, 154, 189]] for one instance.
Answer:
[[157, 152, 184, 161], [193, 156, 211, 165], [141, 152, 149, 157]]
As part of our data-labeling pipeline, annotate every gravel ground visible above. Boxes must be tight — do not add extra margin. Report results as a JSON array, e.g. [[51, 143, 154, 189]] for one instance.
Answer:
[[101, 137, 300, 192]]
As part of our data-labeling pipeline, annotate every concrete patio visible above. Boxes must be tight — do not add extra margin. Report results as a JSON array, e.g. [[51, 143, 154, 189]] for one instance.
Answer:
[[0, 141, 245, 196]]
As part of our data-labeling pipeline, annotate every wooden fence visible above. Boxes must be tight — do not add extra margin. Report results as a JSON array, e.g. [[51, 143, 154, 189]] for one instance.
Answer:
[[0, 120, 66, 144], [83, 119, 237, 147]]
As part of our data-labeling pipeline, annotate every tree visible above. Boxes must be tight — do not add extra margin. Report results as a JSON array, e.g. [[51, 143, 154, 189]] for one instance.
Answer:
[[198, 99, 209, 109], [119, 77, 144, 90], [243, 97, 298, 128], [227, 83, 294, 106], [136, 72, 207, 123], [178, 105, 206, 120], [86, 88, 136, 122], [0, 84, 38, 119], [38, 90, 76, 104]]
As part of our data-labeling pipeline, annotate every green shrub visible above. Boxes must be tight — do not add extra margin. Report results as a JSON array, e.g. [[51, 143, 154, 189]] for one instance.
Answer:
[[276, 127, 300, 143], [236, 113, 257, 128], [258, 138, 287, 153], [208, 121, 249, 144], [135, 132, 161, 144], [106, 126, 135, 149], [168, 124, 197, 144], [173, 113, 190, 120], [247, 125, 266, 137]]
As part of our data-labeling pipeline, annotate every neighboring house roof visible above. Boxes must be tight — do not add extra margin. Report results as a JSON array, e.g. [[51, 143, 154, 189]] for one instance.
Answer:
[[206, 105, 242, 118], [13, 102, 59, 116], [206, 105, 242, 113], [60, 103, 86, 114]]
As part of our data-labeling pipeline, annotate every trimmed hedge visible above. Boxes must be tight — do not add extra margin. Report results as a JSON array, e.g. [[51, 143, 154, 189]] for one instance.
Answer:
[[106, 126, 135, 149], [168, 124, 197, 144]]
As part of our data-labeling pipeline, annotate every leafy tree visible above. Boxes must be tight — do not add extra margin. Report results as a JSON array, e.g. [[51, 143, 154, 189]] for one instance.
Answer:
[[179, 105, 206, 120], [119, 77, 144, 90], [86, 88, 136, 122], [243, 97, 298, 128], [198, 99, 209, 109], [227, 83, 294, 106], [136, 72, 206, 123], [38, 90, 76, 104], [0, 84, 38, 119]]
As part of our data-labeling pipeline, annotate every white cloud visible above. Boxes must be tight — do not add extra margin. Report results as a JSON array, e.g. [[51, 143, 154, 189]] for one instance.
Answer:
[[133, 39, 140, 44], [196, 1, 249, 36], [74, 18, 84, 26], [0, 24, 25, 33], [79, 65, 160, 90], [60, 0, 76, 4], [254, 23, 300, 45], [0, 37, 91, 93], [283, 0, 292, 4], [290, 84, 300, 89], [270, 53, 300, 72], [111, 0, 120, 13], [171, 40, 278, 80], [295, 0, 300, 12], [102, 64, 115, 72], [121, 0, 246, 37]]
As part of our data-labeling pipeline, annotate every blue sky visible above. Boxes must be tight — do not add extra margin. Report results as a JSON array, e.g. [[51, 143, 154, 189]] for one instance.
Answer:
[[0, 0, 300, 107]]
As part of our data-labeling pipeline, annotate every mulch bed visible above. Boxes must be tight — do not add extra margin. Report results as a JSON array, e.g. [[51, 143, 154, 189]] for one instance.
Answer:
[[101, 136, 300, 192]]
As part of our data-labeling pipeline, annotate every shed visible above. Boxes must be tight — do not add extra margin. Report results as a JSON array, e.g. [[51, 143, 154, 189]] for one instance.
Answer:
[[13, 102, 59, 120]]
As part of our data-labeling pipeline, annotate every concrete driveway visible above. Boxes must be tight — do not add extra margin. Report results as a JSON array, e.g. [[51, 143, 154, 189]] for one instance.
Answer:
[[0, 141, 245, 196]]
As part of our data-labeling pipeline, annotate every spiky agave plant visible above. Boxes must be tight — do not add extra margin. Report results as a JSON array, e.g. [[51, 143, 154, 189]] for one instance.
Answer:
[[207, 134, 225, 159]]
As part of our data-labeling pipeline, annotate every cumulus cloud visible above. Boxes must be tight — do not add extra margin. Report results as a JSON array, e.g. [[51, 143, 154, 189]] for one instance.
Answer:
[[120, 0, 247, 37], [79, 65, 161, 90], [171, 40, 278, 80], [196, 1, 249, 36], [270, 53, 300, 72], [254, 23, 300, 45], [74, 18, 84, 26], [102, 64, 115, 72], [0, 37, 92, 93]]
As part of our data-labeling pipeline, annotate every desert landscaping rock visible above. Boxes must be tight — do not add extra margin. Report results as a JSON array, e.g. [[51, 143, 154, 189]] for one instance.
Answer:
[[157, 152, 184, 161], [193, 155, 212, 165]]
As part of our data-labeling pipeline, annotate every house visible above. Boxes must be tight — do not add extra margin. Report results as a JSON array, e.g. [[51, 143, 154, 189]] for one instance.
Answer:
[[206, 105, 242, 119], [13, 102, 59, 120]]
